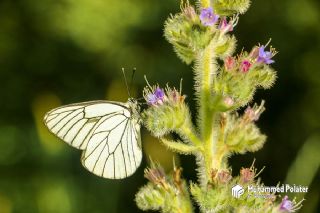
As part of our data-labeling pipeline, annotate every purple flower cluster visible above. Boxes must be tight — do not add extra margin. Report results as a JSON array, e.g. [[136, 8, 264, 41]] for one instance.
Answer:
[[199, 7, 235, 34], [144, 84, 186, 107], [224, 44, 276, 74]]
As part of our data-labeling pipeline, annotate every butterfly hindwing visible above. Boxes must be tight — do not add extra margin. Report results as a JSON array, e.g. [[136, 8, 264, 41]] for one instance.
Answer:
[[44, 100, 142, 179], [81, 113, 142, 179]]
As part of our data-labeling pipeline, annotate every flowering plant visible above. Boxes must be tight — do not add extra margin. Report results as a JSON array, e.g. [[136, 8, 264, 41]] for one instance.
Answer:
[[135, 0, 304, 212]]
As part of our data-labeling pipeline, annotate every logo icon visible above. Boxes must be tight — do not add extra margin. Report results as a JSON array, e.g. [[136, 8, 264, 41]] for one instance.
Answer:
[[232, 184, 244, 198]]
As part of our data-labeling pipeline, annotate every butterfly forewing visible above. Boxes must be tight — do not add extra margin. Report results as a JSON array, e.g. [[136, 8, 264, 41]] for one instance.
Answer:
[[44, 100, 142, 179]]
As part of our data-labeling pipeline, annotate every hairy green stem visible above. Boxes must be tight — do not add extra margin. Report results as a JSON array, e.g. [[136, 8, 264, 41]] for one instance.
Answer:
[[180, 120, 202, 147], [199, 46, 215, 138], [212, 114, 228, 169], [161, 115, 202, 154], [197, 43, 218, 184]]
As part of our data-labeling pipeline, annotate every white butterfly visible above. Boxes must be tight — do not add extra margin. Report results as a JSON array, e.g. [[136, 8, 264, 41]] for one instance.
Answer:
[[44, 98, 142, 179]]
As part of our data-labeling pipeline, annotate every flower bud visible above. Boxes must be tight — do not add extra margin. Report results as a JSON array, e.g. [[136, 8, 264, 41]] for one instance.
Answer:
[[240, 59, 252, 73], [218, 16, 237, 34], [145, 166, 168, 189], [224, 56, 236, 71], [249, 46, 259, 59], [223, 96, 234, 107], [240, 168, 254, 183], [216, 170, 232, 184], [183, 6, 197, 22], [243, 101, 265, 123]]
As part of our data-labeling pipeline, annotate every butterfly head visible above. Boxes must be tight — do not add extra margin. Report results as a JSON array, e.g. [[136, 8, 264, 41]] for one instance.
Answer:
[[127, 98, 140, 115]]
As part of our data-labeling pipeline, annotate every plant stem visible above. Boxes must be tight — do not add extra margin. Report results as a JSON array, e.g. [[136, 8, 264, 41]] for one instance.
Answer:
[[212, 145, 228, 170], [198, 45, 215, 138], [180, 120, 202, 147], [212, 114, 228, 170], [197, 43, 218, 184]]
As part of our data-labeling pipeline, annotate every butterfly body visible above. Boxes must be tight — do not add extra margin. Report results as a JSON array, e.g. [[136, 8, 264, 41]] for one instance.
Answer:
[[44, 99, 142, 179]]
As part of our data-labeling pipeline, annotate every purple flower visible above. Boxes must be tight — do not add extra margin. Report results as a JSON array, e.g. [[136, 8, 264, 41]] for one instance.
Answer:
[[257, 46, 275, 64], [147, 87, 165, 106], [147, 94, 158, 105], [154, 87, 165, 100], [279, 196, 304, 212], [280, 196, 293, 212], [200, 7, 219, 26]]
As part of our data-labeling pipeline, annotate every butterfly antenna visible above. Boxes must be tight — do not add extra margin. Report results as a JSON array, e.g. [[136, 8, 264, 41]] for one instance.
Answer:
[[122, 68, 131, 97], [129, 68, 136, 94]]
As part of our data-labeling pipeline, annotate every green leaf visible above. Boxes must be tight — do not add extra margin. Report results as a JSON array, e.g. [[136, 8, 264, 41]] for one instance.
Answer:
[[160, 138, 199, 154]]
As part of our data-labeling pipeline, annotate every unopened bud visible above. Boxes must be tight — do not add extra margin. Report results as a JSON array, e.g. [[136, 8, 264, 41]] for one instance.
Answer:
[[224, 56, 236, 71], [217, 170, 232, 184], [183, 6, 197, 22], [240, 167, 255, 183]]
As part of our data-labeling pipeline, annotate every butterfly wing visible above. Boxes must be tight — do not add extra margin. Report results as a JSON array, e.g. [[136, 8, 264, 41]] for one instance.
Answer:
[[81, 112, 142, 179], [44, 100, 142, 179]]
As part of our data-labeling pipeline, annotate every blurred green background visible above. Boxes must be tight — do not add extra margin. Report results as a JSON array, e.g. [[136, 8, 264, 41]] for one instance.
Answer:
[[0, 0, 319, 212]]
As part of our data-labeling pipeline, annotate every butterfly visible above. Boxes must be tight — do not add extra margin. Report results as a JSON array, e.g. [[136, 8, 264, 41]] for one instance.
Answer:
[[43, 98, 142, 179]]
